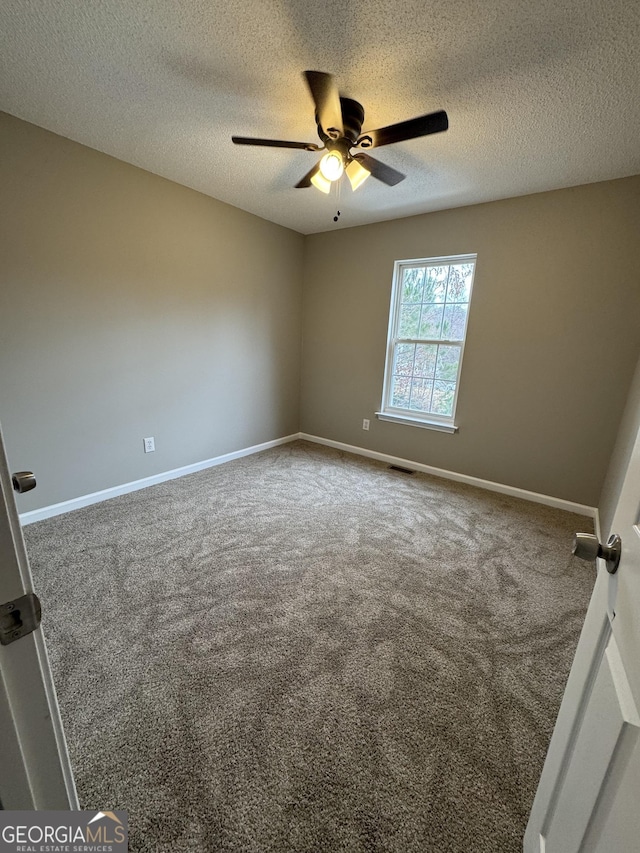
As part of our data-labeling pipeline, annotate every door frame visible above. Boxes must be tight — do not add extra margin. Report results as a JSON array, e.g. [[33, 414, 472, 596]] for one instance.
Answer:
[[0, 419, 78, 809]]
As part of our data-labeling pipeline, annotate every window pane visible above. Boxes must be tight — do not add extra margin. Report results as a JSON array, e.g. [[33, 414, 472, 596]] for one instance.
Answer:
[[435, 345, 460, 381], [432, 380, 456, 416], [399, 304, 421, 337], [423, 266, 448, 303], [414, 344, 437, 377], [445, 264, 473, 303], [418, 304, 444, 338], [394, 343, 415, 376], [401, 267, 425, 303], [442, 304, 468, 340], [409, 378, 433, 412], [391, 375, 411, 408]]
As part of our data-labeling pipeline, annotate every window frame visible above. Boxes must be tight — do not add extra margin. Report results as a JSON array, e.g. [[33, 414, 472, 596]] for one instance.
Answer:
[[378, 253, 477, 432]]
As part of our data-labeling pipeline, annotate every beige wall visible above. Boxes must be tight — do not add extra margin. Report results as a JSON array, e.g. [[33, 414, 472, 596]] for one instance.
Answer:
[[0, 113, 304, 511], [2, 110, 639, 513], [301, 178, 640, 506]]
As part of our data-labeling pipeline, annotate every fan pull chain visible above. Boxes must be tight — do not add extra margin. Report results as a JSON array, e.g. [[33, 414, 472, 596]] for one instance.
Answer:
[[333, 176, 343, 223]]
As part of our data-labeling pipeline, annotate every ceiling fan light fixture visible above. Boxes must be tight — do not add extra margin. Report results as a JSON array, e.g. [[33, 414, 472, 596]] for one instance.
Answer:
[[319, 150, 344, 182], [345, 158, 371, 191], [310, 169, 332, 194], [233, 71, 448, 195]]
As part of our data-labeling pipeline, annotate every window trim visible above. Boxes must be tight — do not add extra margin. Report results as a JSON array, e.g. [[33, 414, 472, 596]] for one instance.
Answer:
[[375, 411, 459, 433], [379, 253, 477, 431]]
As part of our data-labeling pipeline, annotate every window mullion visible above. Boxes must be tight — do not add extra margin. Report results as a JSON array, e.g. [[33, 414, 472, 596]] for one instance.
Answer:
[[395, 338, 463, 346]]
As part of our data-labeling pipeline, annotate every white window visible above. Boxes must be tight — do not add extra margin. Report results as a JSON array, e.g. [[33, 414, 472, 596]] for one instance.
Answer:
[[378, 254, 476, 432]]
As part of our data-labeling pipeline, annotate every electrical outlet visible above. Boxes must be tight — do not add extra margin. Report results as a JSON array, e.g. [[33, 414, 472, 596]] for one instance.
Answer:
[[143, 437, 155, 453], [362, 419, 370, 431]]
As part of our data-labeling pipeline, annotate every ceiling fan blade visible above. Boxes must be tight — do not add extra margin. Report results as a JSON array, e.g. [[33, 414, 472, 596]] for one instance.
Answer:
[[303, 71, 344, 138], [294, 163, 320, 188], [357, 110, 448, 148], [353, 153, 405, 186], [232, 136, 320, 151]]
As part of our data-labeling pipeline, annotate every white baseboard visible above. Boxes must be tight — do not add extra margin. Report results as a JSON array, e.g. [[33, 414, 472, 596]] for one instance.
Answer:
[[19, 434, 300, 525], [21, 430, 598, 526], [299, 433, 598, 519]]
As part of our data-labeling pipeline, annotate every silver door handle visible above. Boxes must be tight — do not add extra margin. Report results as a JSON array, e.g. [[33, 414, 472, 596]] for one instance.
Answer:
[[12, 471, 36, 493], [572, 532, 621, 574]]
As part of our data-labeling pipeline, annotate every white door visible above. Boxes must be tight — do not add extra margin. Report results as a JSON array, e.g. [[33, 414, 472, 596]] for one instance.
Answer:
[[0, 419, 77, 809], [524, 420, 640, 850]]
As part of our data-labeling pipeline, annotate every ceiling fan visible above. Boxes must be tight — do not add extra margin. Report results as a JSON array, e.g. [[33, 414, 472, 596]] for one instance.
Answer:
[[232, 71, 448, 194]]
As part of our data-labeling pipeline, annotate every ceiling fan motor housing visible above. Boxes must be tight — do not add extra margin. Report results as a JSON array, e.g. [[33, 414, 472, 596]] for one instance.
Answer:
[[317, 97, 365, 146]]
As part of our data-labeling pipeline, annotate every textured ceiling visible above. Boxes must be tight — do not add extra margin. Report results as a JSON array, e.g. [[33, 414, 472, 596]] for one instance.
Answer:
[[1, 0, 639, 234]]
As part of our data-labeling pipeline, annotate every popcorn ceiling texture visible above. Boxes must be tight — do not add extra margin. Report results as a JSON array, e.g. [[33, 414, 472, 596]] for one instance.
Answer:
[[0, 0, 638, 233], [25, 441, 594, 852]]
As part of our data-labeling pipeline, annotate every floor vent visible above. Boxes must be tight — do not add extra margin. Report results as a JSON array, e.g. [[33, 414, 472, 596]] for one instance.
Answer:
[[388, 464, 415, 475]]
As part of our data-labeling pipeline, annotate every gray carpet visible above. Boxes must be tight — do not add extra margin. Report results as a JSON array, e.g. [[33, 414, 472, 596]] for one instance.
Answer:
[[24, 440, 593, 852]]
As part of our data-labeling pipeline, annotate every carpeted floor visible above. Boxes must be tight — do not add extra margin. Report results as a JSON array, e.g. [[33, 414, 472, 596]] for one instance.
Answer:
[[24, 440, 594, 852]]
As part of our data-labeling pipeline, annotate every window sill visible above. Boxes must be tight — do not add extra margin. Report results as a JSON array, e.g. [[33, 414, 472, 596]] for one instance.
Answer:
[[375, 412, 458, 433]]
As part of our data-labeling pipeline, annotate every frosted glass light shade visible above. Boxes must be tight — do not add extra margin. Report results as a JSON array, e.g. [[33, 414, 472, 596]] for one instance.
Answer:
[[310, 169, 331, 194], [319, 151, 344, 181], [346, 158, 371, 191]]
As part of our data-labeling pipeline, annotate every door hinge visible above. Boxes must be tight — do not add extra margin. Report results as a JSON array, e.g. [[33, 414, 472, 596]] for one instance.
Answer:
[[0, 593, 42, 645]]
